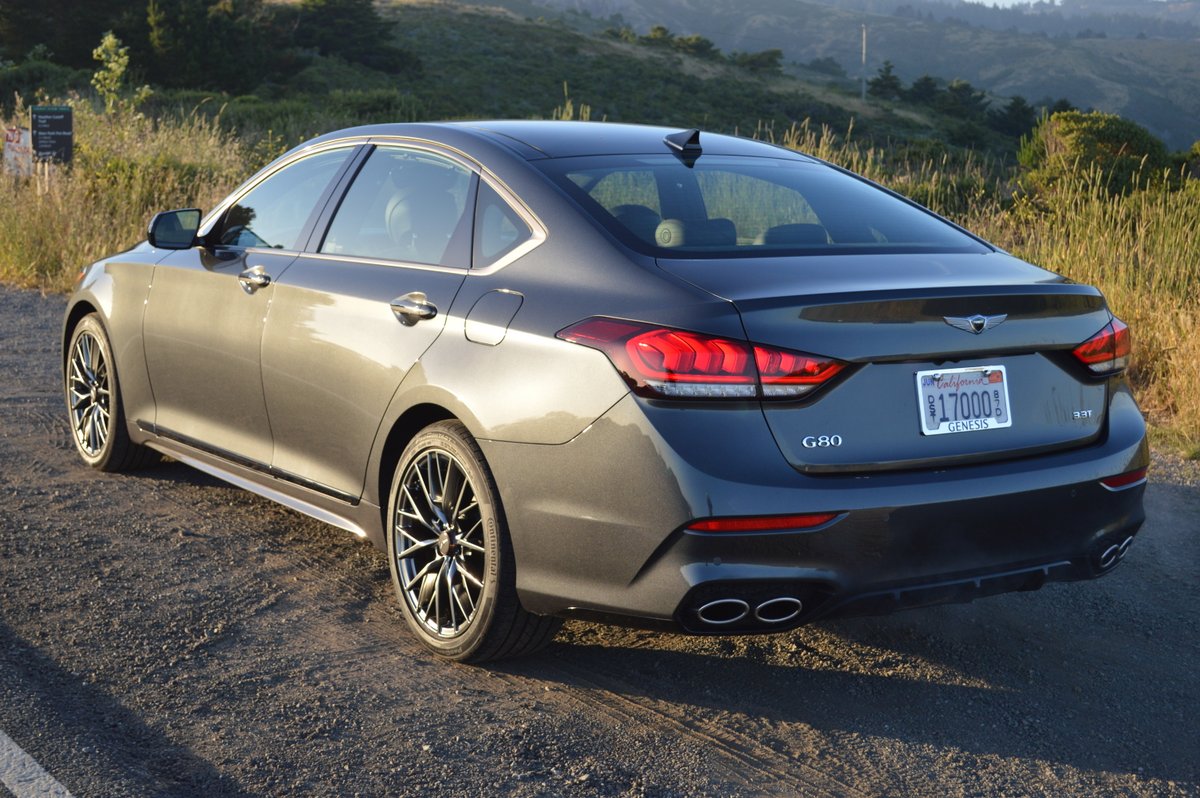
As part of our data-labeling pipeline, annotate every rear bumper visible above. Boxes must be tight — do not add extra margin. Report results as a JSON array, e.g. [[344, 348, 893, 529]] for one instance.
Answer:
[[481, 382, 1148, 633], [664, 477, 1143, 633]]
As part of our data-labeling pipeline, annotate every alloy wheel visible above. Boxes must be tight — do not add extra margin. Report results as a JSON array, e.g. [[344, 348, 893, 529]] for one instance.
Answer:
[[68, 331, 111, 457], [393, 449, 488, 638]]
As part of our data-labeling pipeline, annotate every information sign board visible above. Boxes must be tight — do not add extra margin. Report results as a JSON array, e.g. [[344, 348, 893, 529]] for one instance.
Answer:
[[30, 105, 73, 163]]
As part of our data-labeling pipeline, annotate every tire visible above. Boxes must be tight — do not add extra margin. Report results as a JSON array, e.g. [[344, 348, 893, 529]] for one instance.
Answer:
[[65, 314, 158, 472], [386, 420, 560, 662]]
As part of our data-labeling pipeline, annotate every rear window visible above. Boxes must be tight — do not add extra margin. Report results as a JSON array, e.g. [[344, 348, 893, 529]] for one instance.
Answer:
[[535, 155, 989, 258]]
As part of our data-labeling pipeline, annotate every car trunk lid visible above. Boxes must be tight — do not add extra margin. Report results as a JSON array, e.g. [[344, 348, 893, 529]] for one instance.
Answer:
[[658, 252, 1113, 472]]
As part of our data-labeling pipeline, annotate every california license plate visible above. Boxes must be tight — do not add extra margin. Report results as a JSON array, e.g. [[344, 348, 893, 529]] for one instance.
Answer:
[[915, 365, 1012, 436]]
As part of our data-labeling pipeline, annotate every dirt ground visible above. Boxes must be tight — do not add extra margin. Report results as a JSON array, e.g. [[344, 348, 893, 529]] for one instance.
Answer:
[[1, 285, 1197, 797]]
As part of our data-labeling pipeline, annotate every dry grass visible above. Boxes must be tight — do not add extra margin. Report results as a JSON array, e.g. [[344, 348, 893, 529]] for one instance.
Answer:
[[967, 176, 1200, 449], [0, 99, 245, 291]]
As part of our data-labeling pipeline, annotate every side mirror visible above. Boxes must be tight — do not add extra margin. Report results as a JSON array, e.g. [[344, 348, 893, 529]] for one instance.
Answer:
[[147, 208, 202, 249]]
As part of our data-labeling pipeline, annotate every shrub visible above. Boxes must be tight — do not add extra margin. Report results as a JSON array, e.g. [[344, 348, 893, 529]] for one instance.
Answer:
[[0, 59, 88, 111], [1019, 110, 1170, 194]]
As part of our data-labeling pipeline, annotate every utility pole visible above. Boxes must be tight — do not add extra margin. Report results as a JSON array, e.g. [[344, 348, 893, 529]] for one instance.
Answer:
[[861, 24, 867, 101]]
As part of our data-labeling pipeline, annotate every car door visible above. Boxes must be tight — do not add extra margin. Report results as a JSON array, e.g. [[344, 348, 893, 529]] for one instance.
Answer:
[[142, 145, 357, 463], [260, 144, 478, 499]]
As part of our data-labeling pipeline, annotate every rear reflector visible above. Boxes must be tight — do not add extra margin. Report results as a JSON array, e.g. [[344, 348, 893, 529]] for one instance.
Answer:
[[687, 513, 839, 532], [558, 317, 845, 400], [1073, 318, 1131, 374], [1100, 467, 1148, 491]]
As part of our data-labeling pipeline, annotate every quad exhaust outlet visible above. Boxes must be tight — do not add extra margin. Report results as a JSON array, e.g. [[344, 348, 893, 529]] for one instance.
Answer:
[[696, 596, 804, 627], [1095, 535, 1134, 572]]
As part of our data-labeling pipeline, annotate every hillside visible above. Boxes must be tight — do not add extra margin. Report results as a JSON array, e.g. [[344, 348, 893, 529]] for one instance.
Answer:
[[0, 1, 968, 150], [376, 2, 944, 140], [1054, 0, 1200, 27], [523, 0, 1200, 149], [802, 0, 1200, 39]]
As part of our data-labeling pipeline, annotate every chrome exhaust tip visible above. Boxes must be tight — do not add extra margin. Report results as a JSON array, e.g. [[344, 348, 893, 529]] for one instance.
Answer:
[[1096, 535, 1134, 571], [696, 598, 750, 625], [753, 596, 803, 624]]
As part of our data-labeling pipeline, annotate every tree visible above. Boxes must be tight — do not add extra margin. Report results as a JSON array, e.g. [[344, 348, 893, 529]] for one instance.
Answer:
[[1186, 139, 1200, 178], [867, 60, 902, 100], [805, 56, 845, 78], [729, 49, 783, 75], [91, 31, 151, 114], [905, 74, 939, 105], [936, 79, 989, 120], [988, 95, 1037, 138], [1018, 110, 1170, 194], [641, 25, 674, 46], [602, 26, 638, 44], [294, 0, 421, 74], [135, 0, 273, 92], [673, 34, 719, 60], [0, 0, 131, 69]]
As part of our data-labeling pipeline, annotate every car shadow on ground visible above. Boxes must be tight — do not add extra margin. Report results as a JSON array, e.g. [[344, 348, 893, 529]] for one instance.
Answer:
[[0, 618, 251, 797], [494, 602, 1195, 786], [68, 445, 1196, 789]]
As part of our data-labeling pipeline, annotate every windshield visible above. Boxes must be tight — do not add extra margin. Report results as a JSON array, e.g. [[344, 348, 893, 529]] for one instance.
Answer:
[[535, 155, 990, 258]]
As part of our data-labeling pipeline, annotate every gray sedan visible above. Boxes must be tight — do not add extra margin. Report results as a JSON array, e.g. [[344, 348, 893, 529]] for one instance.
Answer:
[[63, 121, 1148, 661]]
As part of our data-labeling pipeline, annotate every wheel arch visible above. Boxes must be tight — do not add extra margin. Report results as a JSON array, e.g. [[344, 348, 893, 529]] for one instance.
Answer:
[[62, 300, 100, 370], [373, 402, 459, 534]]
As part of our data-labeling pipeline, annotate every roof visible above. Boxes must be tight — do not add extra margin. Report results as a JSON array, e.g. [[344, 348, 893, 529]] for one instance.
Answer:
[[451, 120, 811, 161], [298, 120, 812, 162]]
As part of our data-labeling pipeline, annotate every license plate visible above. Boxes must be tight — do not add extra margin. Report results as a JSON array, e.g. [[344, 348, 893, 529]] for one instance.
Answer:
[[915, 365, 1012, 436]]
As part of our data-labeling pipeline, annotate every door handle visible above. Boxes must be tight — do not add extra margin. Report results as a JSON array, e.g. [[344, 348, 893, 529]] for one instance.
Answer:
[[238, 267, 271, 294], [390, 292, 438, 326]]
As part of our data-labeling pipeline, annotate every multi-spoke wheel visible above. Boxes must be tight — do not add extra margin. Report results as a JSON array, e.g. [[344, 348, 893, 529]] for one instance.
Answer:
[[387, 421, 560, 661], [395, 447, 487, 637], [65, 314, 157, 471]]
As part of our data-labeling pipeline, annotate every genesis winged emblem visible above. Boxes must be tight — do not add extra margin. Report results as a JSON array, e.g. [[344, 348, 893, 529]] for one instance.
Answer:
[[944, 313, 1008, 334]]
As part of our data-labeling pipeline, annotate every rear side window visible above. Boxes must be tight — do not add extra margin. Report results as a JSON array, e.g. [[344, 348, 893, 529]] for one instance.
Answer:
[[212, 147, 352, 251], [537, 155, 989, 258], [321, 146, 477, 268], [473, 182, 532, 269]]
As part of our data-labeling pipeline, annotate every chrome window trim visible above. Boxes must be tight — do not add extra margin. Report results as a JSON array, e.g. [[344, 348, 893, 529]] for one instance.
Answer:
[[471, 169, 547, 276], [357, 140, 550, 274], [309, 139, 548, 275], [198, 135, 548, 274], [300, 251, 468, 275], [314, 141, 478, 271], [198, 141, 362, 238], [244, 246, 304, 257]]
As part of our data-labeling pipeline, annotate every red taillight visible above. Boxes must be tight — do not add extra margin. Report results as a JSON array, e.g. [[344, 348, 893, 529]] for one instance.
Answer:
[[687, 513, 839, 532], [755, 347, 846, 397], [628, 328, 753, 385], [1072, 318, 1131, 374], [557, 317, 845, 400], [1100, 467, 1147, 491]]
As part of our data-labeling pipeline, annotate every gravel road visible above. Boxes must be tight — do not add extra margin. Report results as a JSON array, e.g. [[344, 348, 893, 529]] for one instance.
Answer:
[[1, 286, 1197, 797]]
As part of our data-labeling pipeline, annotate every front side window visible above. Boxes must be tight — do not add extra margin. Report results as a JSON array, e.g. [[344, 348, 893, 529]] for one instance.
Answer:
[[321, 147, 476, 268], [537, 154, 990, 258], [212, 147, 352, 250]]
